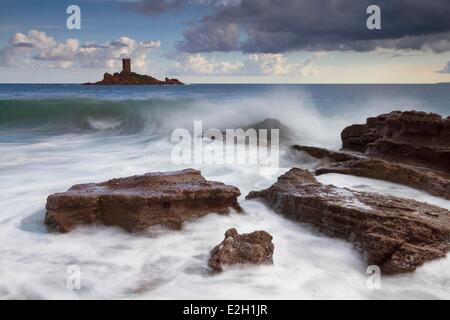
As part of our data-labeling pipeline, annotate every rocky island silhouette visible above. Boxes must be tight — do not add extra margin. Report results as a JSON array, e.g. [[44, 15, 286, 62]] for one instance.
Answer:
[[84, 58, 183, 85]]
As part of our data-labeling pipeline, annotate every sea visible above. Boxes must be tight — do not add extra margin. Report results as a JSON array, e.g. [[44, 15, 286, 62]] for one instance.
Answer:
[[0, 83, 449, 299]]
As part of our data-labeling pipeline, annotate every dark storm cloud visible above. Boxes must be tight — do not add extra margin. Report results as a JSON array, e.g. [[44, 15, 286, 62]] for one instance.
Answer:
[[175, 0, 450, 53], [126, 0, 187, 16], [124, 0, 238, 16]]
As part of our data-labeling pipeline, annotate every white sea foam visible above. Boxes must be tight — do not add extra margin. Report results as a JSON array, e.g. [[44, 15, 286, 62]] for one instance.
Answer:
[[0, 89, 449, 299], [87, 117, 124, 130], [1, 130, 449, 300]]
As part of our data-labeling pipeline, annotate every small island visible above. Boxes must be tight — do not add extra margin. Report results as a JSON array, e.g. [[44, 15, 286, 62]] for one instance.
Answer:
[[84, 58, 183, 85]]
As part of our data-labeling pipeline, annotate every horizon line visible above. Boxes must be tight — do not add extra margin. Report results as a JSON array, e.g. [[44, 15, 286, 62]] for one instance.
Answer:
[[0, 82, 449, 85]]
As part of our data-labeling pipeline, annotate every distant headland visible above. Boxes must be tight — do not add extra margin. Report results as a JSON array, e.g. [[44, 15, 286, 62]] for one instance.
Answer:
[[83, 58, 183, 85]]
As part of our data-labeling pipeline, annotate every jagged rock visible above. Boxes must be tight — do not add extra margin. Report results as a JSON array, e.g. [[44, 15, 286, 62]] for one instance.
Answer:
[[208, 228, 274, 272], [341, 111, 450, 172], [164, 77, 183, 85], [45, 169, 241, 233], [246, 168, 450, 274], [292, 144, 450, 200]]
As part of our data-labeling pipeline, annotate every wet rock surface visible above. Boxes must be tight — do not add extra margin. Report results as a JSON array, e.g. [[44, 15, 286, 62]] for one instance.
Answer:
[[208, 228, 274, 272], [293, 144, 450, 200], [291, 145, 363, 162], [341, 111, 450, 172], [246, 168, 450, 274], [316, 158, 450, 200], [45, 169, 241, 233]]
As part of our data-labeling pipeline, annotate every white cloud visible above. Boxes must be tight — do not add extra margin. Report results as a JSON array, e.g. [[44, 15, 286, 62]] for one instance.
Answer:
[[10, 30, 56, 48], [1, 29, 326, 78], [246, 52, 327, 76], [0, 30, 161, 71], [171, 53, 244, 75], [35, 39, 80, 62], [437, 61, 450, 74], [170, 52, 326, 76], [140, 40, 161, 49]]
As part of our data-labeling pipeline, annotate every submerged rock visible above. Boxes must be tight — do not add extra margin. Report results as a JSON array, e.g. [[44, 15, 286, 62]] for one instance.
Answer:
[[341, 111, 450, 172], [218, 118, 296, 144], [208, 228, 274, 272], [243, 118, 296, 142], [246, 168, 450, 274], [45, 169, 241, 233]]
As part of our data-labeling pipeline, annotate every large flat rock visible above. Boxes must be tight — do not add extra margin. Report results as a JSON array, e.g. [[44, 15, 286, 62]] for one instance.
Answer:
[[45, 169, 241, 233], [246, 168, 450, 274]]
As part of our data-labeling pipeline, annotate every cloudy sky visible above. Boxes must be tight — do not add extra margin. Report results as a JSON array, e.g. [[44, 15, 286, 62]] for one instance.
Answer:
[[1, 0, 450, 83]]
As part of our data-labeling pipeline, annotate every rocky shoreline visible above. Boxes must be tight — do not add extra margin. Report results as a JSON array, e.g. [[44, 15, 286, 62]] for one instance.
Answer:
[[341, 111, 450, 171], [247, 168, 450, 274], [293, 111, 450, 199], [45, 110, 450, 274], [83, 58, 183, 85]]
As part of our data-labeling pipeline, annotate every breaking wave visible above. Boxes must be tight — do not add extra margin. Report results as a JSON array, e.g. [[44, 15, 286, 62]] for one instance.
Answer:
[[0, 94, 356, 148]]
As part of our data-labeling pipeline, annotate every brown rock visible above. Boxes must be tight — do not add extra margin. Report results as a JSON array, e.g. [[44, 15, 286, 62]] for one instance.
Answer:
[[45, 169, 241, 233], [208, 228, 274, 272], [315, 158, 450, 200], [292, 144, 450, 200], [341, 111, 450, 171], [84, 71, 183, 86], [291, 144, 363, 162], [164, 77, 183, 85], [246, 168, 450, 274]]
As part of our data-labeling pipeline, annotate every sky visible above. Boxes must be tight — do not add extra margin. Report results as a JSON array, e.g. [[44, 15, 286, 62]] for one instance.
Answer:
[[1, 0, 450, 83]]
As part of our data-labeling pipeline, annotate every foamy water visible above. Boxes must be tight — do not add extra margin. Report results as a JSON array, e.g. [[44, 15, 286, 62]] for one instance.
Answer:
[[0, 84, 449, 299]]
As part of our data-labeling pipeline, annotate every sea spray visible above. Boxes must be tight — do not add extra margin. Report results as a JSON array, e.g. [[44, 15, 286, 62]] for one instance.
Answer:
[[1, 84, 449, 299]]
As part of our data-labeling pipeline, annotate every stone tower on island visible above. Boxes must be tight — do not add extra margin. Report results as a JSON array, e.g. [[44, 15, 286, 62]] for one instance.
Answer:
[[84, 57, 183, 85], [122, 58, 131, 74]]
